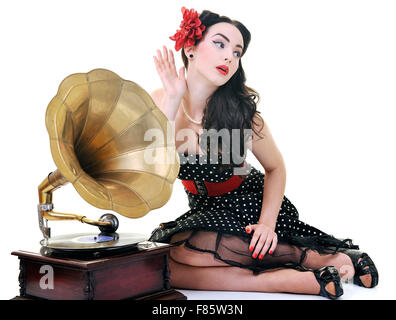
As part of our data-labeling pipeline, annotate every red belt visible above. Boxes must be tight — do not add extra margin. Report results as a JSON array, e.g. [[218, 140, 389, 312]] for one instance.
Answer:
[[181, 162, 246, 197]]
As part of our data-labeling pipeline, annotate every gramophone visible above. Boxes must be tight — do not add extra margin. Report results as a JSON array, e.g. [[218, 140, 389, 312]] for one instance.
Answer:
[[12, 69, 185, 300]]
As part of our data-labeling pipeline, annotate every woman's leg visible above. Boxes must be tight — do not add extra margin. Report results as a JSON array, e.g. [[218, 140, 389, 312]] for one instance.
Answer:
[[301, 249, 353, 278], [301, 249, 372, 287], [170, 231, 354, 279], [169, 231, 337, 296], [169, 257, 324, 295]]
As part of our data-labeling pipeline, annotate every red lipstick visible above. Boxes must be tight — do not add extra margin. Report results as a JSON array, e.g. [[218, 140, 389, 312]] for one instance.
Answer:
[[216, 65, 229, 75]]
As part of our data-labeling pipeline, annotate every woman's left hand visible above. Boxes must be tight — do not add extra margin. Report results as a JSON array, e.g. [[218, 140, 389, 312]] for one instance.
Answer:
[[245, 223, 278, 259]]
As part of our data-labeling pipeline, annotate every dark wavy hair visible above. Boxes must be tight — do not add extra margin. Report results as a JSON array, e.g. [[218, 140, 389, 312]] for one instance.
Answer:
[[180, 9, 264, 169]]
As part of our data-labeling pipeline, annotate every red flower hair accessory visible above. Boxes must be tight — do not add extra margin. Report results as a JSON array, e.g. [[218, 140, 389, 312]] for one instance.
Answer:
[[169, 7, 206, 51]]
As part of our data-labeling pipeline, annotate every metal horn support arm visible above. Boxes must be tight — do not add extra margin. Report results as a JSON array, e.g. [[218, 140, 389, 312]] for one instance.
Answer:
[[37, 170, 111, 239]]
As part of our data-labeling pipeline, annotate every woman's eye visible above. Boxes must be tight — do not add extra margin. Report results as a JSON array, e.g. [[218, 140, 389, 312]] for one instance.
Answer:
[[214, 41, 224, 48]]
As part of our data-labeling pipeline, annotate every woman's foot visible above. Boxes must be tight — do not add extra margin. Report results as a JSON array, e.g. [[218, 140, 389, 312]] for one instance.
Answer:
[[313, 266, 343, 299], [339, 249, 379, 288]]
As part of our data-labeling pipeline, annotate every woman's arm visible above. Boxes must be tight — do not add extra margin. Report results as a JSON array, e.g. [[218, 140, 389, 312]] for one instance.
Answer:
[[245, 114, 286, 258], [249, 114, 286, 229]]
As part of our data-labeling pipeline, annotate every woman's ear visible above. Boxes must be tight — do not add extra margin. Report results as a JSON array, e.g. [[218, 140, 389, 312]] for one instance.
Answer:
[[184, 46, 195, 58]]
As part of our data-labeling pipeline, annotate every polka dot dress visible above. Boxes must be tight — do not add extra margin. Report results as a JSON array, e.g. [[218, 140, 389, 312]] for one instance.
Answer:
[[149, 153, 359, 272]]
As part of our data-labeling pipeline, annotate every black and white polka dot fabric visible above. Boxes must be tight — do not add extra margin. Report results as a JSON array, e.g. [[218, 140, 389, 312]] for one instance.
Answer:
[[149, 153, 359, 272]]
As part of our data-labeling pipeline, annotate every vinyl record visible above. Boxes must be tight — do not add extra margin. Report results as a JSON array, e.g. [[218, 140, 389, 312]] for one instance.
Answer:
[[40, 232, 147, 259]]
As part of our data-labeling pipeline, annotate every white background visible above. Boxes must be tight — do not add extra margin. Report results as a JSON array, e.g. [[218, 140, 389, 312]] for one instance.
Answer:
[[0, 0, 395, 300]]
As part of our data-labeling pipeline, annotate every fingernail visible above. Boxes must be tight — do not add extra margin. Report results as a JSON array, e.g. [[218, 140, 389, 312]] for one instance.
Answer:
[[269, 250, 273, 255], [249, 246, 253, 251], [253, 253, 257, 259], [259, 254, 263, 259], [246, 228, 251, 234]]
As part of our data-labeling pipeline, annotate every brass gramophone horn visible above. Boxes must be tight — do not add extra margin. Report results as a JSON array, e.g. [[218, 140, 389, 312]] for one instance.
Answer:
[[38, 69, 179, 239]]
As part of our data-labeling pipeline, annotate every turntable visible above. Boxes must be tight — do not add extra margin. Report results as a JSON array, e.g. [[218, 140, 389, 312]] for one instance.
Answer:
[[11, 69, 185, 300]]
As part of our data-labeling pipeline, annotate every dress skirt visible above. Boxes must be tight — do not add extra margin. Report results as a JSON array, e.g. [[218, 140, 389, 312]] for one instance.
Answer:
[[149, 153, 359, 274]]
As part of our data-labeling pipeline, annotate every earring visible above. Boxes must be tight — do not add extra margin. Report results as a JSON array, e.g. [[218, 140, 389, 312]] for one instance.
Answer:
[[189, 54, 194, 58]]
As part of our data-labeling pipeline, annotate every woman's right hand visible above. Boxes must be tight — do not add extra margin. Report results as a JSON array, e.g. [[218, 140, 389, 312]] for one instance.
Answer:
[[153, 45, 187, 101]]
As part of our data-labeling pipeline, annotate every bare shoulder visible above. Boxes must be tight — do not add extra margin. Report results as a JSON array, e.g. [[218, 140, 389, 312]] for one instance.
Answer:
[[150, 88, 165, 111]]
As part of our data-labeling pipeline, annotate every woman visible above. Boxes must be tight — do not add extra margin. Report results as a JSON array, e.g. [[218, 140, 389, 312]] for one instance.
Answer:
[[149, 7, 378, 299]]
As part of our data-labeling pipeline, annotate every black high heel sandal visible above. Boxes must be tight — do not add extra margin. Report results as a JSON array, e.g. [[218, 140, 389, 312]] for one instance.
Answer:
[[338, 249, 379, 288], [313, 266, 344, 299]]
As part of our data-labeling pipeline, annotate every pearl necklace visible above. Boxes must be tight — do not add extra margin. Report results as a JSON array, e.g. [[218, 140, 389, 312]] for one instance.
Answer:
[[181, 99, 202, 125]]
